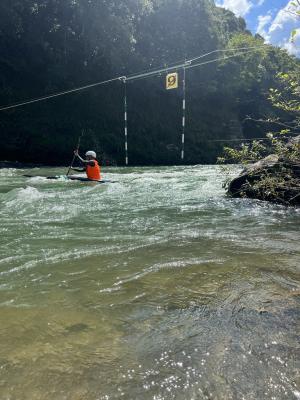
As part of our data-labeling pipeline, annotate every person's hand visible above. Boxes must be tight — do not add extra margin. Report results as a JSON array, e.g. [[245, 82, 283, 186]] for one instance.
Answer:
[[74, 149, 79, 156]]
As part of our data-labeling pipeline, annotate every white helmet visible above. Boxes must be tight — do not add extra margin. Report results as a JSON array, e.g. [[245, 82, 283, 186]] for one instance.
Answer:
[[85, 151, 96, 158]]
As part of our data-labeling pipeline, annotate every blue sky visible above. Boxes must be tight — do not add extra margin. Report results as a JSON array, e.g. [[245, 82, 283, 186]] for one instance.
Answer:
[[215, 0, 300, 56]]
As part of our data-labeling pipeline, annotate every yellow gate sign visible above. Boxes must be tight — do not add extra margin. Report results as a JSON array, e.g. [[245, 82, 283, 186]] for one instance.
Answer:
[[166, 73, 178, 90]]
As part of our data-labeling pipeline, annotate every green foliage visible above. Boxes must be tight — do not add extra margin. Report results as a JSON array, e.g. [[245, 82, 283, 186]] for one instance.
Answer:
[[218, 140, 267, 164], [218, 71, 300, 204], [218, 133, 299, 165], [269, 72, 300, 112], [289, 1, 300, 42], [219, 69, 300, 164]]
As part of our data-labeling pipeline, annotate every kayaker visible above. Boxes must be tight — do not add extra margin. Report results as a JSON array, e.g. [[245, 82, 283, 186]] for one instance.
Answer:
[[71, 150, 101, 181]]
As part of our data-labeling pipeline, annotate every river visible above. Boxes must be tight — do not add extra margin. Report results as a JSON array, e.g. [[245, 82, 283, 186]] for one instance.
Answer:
[[0, 165, 299, 400]]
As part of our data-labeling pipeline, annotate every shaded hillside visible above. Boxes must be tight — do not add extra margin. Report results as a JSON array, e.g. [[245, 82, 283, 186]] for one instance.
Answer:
[[0, 0, 298, 165]]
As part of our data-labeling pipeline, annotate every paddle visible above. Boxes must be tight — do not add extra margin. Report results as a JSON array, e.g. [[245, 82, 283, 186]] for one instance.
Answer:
[[66, 130, 84, 176]]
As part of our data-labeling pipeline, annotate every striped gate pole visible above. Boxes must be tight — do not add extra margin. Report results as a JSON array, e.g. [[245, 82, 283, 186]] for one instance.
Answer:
[[123, 78, 128, 166], [181, 67, 186, 161]]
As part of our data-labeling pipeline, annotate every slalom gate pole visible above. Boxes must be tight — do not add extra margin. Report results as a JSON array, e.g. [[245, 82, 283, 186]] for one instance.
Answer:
[[181, 67, 186, 161], [124, 78, 128, 166]]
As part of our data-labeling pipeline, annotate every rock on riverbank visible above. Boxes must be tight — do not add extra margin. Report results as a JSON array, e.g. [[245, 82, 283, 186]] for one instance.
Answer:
[[228, 153, 300, 206]]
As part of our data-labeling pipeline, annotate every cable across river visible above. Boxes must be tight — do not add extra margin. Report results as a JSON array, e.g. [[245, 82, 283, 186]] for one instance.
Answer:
[[0, 45, 270, 112]]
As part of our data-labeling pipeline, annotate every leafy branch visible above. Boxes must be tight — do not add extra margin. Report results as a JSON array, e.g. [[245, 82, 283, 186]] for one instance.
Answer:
[[218, 71, 300, 205]]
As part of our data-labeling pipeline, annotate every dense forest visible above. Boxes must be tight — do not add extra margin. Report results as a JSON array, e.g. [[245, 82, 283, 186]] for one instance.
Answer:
[[0, 0, 299, 165]]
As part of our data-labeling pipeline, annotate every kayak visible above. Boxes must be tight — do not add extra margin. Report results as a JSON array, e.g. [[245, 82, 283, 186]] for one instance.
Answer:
[[23, 174, 114, 183]]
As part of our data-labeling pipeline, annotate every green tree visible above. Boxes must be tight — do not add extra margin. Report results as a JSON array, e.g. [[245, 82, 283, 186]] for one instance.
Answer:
[[218, 71, 300, 205]]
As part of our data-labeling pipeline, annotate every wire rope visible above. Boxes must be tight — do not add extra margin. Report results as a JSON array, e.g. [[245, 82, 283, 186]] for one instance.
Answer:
[[0, 45, 269, 112]]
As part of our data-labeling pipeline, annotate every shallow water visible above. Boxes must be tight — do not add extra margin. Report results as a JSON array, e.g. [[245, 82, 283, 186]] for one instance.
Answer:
[[0, 165, 299, 400]]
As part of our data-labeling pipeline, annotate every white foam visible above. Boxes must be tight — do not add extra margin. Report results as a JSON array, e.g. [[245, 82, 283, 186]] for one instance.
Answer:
[[0, 168, 18, 177], [9, 186, 42, 201]]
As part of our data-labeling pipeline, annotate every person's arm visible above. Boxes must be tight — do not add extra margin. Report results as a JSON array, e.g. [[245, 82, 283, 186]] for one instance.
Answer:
[[74, 150, 95, 166], [74, 150, 85, 163]]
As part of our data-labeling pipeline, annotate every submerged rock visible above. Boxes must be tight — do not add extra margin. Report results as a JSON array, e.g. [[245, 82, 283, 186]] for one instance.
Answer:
[[228, 153, 300, 206], [64, 323, 89, 334]]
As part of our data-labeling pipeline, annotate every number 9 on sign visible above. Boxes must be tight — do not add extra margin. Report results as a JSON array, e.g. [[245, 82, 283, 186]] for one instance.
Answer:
[[166, 73, 178, 90]]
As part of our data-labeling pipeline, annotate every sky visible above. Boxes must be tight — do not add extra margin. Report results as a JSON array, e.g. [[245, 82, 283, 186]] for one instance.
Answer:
[[215, 0, 300, 56]]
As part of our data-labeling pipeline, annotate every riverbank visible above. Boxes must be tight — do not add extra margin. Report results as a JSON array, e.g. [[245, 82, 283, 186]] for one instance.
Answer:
[[0, 161, 64, 169]]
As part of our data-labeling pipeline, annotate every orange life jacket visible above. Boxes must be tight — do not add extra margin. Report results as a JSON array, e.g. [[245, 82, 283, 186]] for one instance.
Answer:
[[86, 160, 101, 180]]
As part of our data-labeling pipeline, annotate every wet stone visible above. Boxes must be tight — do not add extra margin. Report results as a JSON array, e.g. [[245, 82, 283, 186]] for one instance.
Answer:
[[64, 323, 89, 334]]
